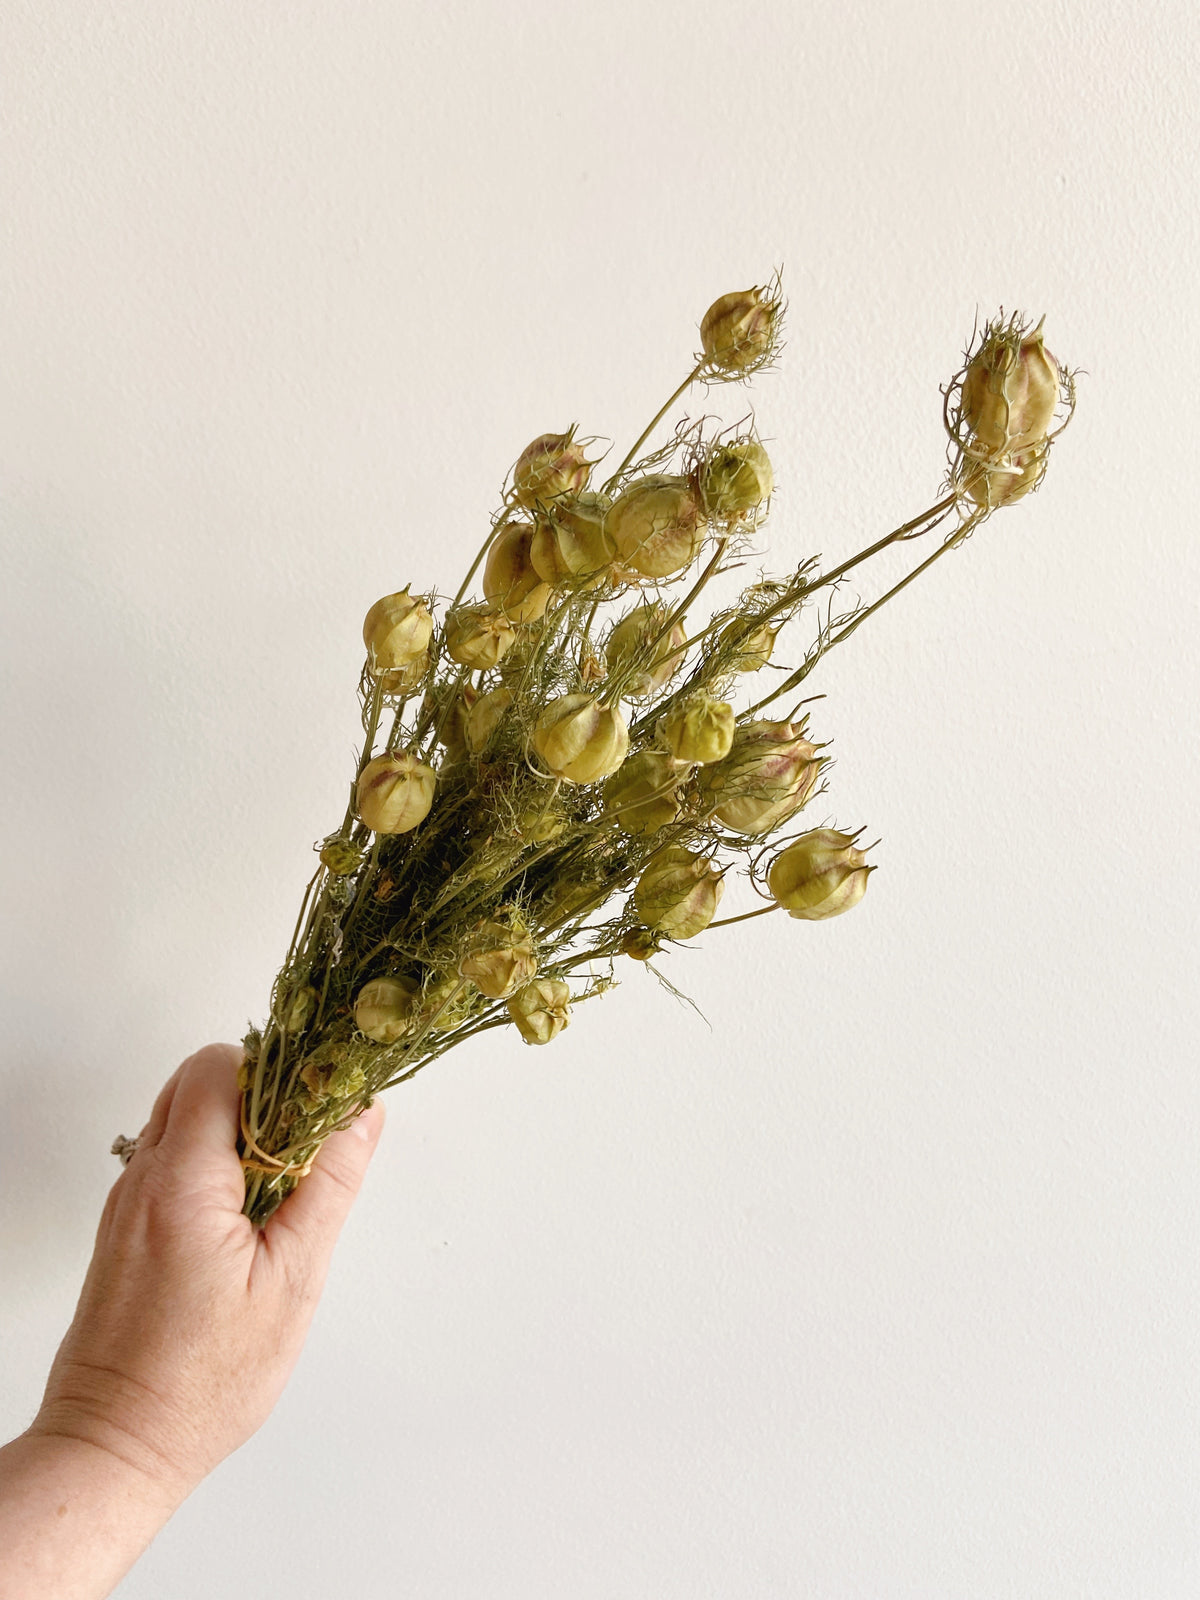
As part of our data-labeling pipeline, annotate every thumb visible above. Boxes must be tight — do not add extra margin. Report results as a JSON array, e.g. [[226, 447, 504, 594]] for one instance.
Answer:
[[262, 1099, 386, 1278]]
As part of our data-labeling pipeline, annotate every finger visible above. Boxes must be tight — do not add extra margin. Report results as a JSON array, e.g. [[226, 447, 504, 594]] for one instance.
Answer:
[[261, 1100, 385, 1282], [135, 1060, 189, 1153], [156, 1042, 245, 1179]]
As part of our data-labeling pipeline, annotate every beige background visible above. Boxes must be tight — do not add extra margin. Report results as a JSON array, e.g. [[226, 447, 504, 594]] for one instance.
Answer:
[[2, 2, 1198, 1595]]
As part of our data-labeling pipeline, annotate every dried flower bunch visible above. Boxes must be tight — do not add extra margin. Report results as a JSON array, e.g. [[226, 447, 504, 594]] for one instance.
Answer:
[[228, 280, 1074, 1223]]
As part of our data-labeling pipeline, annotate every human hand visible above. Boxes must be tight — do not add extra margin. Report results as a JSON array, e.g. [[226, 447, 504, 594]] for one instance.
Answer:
[[29, 1041, 386, 1497]]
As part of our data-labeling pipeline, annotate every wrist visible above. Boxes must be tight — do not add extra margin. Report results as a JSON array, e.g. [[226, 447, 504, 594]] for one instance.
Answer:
[[24, 1405, 196, 1512], [30, 1362, 206, 1509], [0, 1429, 183, 1600]]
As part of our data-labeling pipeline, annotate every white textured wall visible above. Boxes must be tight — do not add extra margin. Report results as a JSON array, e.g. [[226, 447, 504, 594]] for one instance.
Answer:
[[3, 2, 1198, 1595]]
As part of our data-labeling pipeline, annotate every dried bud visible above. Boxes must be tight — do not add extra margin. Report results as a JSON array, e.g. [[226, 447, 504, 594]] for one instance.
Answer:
[[354, 975, 420, 1044], [320, 837, 364, 876], [530, 693, 629, 784], [546, 876, 605, 923], [512, 431, 592, 509], [529, 493, 616, 585], [299, 1044, 366, 1102], [458, 919, 537, 999], [719, 618, 777, 673], [702, 719, 822, 835], [604, 604, 687, 699], [633, 846, 725, 939], [425, 683, 477, 762], [619, 926, 663, 961], [956, 317, 1062, 507], [606, 475, 705, 579], [507, 978, 571, 1045], [603, 750, 686, 835], [281, 983, 319, 1034], [444, 605, 518, 669], [699, 285, 780, 375], [356, 750, 437, 834], [464, 685, 513, 753], [662, 692, 735, 765], [482, 522, 553, 622], [515, 795, 566, 842], [420, 973, 477, 1033], [767, 828, 872, 920], [699, 440, 774, 524], [363, 589, 434, 673]]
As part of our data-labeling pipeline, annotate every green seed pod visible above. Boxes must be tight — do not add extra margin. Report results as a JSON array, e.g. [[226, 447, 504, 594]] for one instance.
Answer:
[[320, 838, 364, 876], [512, 431, 592, 509], [464, 685, 513, 753], [444, 605, 518, 669], [606, 475, 705, 579], [377, 651, 430, 696], [420, 973, 478, 1033], [604, 604, 687, 699], [529, 492, 615, 585], [701, 720, 821, 835], [356, 750, 436, 834], [278, 983, 318, 1034], [699, 286, 780, 375], [458, 919, 538, 999], [363, 589, 434, 673], [633, 846, 724, 939], [767, 828, 872, 920], [482, 522, 553, 623], [662, 692, 735, 765], [354, 975, 421, 1044], [507, 978, 571, 1045], [619, 926, 663, 961], [957, 319, 1061, 507], [530, 693, 629, 784], [699, 440, 774, 524], [603, 750, 685, 835], [719, 618, 777, 673]]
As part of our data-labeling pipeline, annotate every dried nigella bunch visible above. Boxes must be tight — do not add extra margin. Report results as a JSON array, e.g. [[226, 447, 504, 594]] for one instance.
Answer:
[[184, 278, 1075, 1222]]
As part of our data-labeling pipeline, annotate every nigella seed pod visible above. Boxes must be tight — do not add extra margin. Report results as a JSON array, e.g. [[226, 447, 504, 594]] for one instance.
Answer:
[[420, 973, 478, 1033], [702, 719, 822, 835], [464, 685, 513, 753], [444, 605, 518, 669], [619, 926, 663, 961], [719, 619, 777, 674], [767, 828, 872, 921], [633, 847, 724, 940], [606, 475, 705, 579], [699, 440, 774, 525], [662, 692, 735, 765], [458, 920, 537, 999], [699, 285, 780, 375], [282, 984, 319, 1034], [482, 522, 553, 622], [529, 493, 615, 585], [956, 317, 1062, 507], [603, 750, 685, 835], [515, 795, 566, 842], [320, 837, 364, 876], [430, 683, 477, 762], [354, 975, 421, 1044], [356, 750, 436, 834], [512, 431, 592, 509], [604, 604, 687, 699], [363, 589, 434, 673], [507, 978, 571, 1045], [378, 652, 430, 696], [530, 694, 629, 783]]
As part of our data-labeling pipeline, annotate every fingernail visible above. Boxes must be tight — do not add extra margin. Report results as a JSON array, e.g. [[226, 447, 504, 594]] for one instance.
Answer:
[[349, 1102, 383, 1142]]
